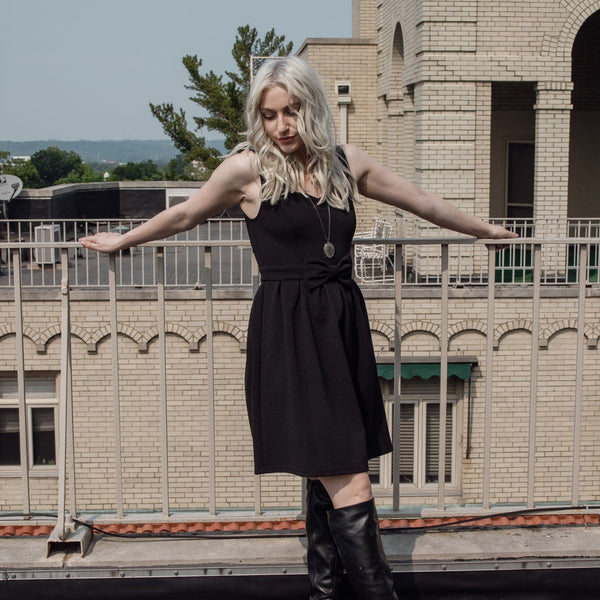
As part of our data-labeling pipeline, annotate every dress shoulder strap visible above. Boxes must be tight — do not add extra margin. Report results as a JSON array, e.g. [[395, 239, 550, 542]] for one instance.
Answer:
[[335, 145, 350, 170]]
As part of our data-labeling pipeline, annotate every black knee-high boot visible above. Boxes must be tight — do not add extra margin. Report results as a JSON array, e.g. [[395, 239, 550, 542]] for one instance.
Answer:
[[306, 479, 344, 599], [327, 499, 398, 600]]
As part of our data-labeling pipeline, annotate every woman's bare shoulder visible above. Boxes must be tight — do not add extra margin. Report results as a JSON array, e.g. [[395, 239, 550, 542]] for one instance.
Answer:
[[340, 143, 372, 181], [217, 149, 259, 181], [210, 150, 261, 215]]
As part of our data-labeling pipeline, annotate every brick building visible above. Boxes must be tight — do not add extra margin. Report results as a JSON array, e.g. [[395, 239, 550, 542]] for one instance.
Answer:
[[300, 0, 600, 237], [1, 0, 600, 523]]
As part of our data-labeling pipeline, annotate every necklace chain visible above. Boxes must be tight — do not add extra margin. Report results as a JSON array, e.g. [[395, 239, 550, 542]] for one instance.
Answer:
[[305, 196, 336, 259]]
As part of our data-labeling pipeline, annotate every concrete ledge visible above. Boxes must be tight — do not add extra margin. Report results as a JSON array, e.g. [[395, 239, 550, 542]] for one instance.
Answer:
[[2, 526, 600, 599]]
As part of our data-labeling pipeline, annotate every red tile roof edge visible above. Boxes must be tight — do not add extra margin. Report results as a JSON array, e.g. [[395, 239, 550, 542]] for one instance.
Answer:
[[1, 513, 598, 538]]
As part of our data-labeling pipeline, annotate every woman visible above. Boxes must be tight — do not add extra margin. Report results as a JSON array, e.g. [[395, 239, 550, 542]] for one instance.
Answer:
[[80, 56, 517, 600]]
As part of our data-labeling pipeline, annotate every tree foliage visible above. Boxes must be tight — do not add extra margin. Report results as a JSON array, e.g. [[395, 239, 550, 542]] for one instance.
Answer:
[[30, 147, 85, 187], [56, 163, 101, 185], [108, 160, 163, 182], [0, 151, 41, 188], [150, 25, 293, 169]]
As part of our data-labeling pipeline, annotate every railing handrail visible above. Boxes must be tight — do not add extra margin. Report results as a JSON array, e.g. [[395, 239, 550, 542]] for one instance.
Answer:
[[2, 234, 600, 291], [2, 236, 600, 249]]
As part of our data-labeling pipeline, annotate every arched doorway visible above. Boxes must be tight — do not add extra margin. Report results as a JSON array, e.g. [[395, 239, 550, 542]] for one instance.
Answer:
[[568, 10, 600, 218]]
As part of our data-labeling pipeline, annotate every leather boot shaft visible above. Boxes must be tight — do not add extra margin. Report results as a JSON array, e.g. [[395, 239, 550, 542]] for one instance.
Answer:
[[327, 499, 399, 600], [306, 479, 344, 599]]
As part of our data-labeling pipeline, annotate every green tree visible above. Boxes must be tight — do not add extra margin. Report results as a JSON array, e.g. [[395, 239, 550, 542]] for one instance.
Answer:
[[56, 163, 102, 185], [0, 152, 41, 188], [109, 160, 163, 182], [150, 25, 293, 167], [164, 154, 186, 181], [30, 147, 84, 187]]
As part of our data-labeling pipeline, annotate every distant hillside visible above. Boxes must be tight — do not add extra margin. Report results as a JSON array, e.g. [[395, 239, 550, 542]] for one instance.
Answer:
[[0, 139, 227, 163]]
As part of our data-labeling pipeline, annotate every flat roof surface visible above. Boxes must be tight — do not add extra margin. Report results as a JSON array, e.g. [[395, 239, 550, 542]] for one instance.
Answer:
[[2, 524, 600, 599]]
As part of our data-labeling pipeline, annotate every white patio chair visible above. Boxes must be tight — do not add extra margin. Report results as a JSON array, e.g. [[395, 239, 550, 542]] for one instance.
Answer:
[[354, 217, 394, 283]]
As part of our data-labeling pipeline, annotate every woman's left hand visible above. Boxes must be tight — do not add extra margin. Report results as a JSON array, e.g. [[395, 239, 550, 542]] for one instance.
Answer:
[[480, 224, 520, 241]]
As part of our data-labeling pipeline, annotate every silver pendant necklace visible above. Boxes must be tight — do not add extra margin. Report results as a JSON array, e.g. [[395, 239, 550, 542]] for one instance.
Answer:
[[305, 196, 335, 259]]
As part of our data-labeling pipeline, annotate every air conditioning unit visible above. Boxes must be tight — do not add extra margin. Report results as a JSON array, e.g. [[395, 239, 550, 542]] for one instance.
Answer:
[[34, 225, 61, 265]]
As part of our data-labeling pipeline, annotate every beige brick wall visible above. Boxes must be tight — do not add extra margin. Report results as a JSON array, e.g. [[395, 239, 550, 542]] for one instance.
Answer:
[[352, 0, 377, 38], [2, 286, 600, 513]]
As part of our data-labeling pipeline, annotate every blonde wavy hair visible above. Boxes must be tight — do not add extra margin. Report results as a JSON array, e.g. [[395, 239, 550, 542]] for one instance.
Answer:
[[237, 56, 357, 210]]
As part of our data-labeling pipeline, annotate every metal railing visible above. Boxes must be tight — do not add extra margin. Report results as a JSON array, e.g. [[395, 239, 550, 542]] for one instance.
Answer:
[[2, 218, 599, 288], [1, 235, 599, 546], [0, 219, 252, 288]]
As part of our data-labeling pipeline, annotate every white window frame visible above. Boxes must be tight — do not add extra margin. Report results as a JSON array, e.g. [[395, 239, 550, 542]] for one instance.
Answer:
[[504, 138, 535, 222], [0, 374, 59, 476], [371, 378, 463, 497]]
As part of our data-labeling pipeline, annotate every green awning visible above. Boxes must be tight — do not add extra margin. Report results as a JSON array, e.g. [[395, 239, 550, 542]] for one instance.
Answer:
[[377, 362, 473, 381]]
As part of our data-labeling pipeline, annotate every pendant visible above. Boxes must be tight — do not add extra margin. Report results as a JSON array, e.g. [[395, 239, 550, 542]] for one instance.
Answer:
[[323, 241, 336, 259]]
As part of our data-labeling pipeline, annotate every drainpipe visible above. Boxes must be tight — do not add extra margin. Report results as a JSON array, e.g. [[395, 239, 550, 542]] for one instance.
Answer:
[[336, 82, 352, 144]]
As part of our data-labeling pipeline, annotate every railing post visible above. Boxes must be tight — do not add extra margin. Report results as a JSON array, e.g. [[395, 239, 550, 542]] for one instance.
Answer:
[[572, 243, 587, 506], [205, 246, 216, 516], [527, 244, 542, 508], [483, 245, 496, 510], [392, 243, 403, 512], [156, 247, 170, 516], [108, 253, 124, 518], [438, 244, 449, 510], [57, 248, 73, 539], [11, 249, 30, 515]]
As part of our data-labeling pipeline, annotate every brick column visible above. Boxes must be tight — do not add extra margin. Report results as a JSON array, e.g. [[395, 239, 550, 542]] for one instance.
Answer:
[[533, 83, 573, 235], [412, 81, 477, 280], [534, 82, 573, 275]]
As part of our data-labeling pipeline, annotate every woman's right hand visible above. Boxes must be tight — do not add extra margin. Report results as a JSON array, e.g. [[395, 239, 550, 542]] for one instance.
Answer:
[[79, 231, 127, 254]]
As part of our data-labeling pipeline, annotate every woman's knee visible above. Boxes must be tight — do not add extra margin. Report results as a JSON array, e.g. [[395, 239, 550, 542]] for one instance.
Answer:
[[318, 472, 373, 508]]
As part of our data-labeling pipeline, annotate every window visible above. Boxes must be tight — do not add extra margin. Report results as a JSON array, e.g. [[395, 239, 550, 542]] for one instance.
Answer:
[[505, 140, 535, 221], [370, 378, 462, 494], [0, 375, 57, 470]]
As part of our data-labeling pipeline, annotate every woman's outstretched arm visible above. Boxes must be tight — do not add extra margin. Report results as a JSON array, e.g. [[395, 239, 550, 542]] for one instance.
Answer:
[[343, 143, 518, 240], [79, 151, 260, 254]]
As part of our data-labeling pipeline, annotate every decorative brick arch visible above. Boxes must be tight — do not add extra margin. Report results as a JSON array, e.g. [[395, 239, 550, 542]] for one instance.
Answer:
[[448, 320, 488, 344], [38, 324, 62, 350], [400, 320, 441, 343], [141, 323, 197, 353], [543, 0, 600, 60], [90, 324, 146, 353], [69, 325, 93, 348], [370, 320, 394, 350], [0, 323, 40, 347], [195, 321, 247, 353], [539, 319, 579, 348], [494, 319, 533, 349]]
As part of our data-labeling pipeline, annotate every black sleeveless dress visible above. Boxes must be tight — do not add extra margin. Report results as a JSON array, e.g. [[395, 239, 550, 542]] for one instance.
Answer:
[[244, 159, 393, 477]]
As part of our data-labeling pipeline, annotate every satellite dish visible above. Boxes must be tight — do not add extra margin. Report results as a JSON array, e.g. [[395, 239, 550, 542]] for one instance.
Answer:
[[0, 174, 23, 202]]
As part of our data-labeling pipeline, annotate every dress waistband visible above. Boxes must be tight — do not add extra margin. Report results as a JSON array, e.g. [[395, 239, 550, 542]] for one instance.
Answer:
[[260, 254, 353, 290]]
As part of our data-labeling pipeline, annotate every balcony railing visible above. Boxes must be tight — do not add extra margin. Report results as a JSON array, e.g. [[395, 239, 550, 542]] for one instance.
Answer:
[[1, 232, 599, 549], [0, 219, 252, 288], [2, 218, 599, 288]]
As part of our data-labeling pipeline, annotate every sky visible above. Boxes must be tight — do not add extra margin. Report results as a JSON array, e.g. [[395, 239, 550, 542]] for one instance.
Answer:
[[0, 0, 352, 141]]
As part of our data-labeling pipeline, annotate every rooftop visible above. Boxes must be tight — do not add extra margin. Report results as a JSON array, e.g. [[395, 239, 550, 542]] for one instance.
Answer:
[[2, 513, 600, 598]]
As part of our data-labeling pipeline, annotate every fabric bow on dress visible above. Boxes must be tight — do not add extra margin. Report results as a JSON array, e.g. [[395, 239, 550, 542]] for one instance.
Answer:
[[303, 254, 353, 290]]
